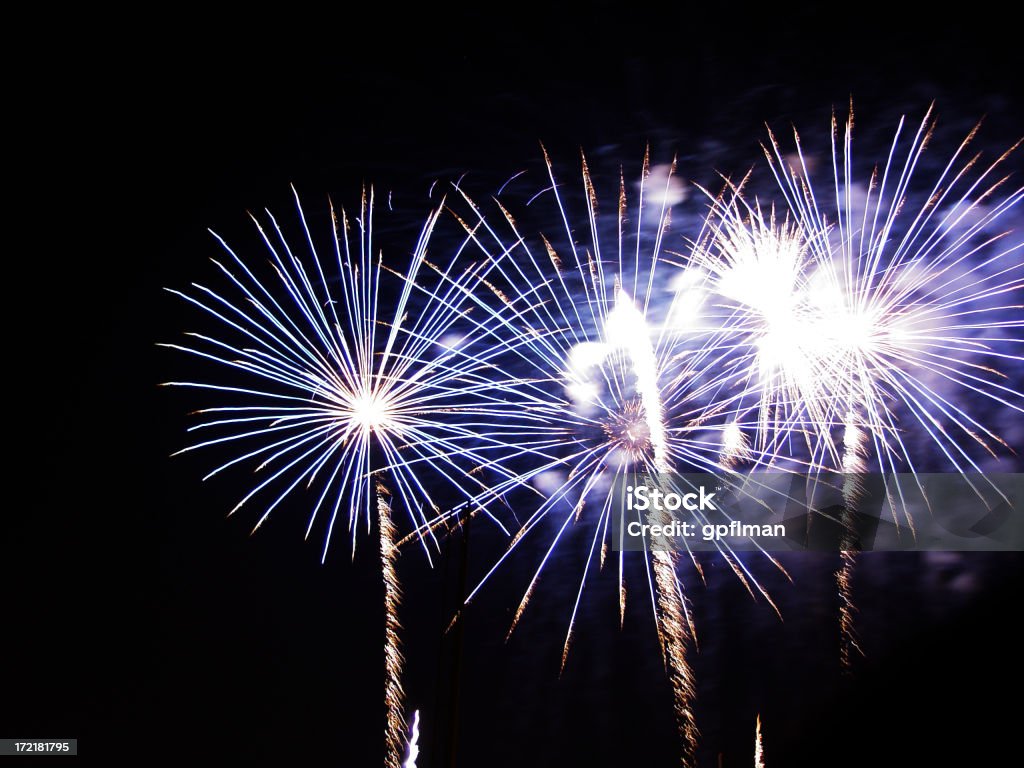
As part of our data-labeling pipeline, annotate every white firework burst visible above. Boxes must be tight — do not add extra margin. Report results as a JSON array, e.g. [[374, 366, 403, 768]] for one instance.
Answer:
[[422, 149, 795, 764], [164, 186, 518, 559], [765, 106, 1024, 484], [163, 185, 521, 767], [692, 105, 1023, 667]]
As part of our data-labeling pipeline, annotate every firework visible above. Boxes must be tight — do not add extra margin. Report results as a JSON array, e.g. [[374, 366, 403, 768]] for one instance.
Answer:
[[689, 188, 846, 463], [695, 107, 1024, 478], [766, 107, 1022, 482], [426, 148, 793, 764], [775, 107, 1022, 665], [163, 187, 521, 767], [693, 105, 1024, 664]]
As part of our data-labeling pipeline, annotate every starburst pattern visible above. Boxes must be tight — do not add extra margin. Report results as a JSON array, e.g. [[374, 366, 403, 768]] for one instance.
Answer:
[[164, 186, 521, 766], [420, 149, 799, 763], [164, 104, 1023, 767], [692, 105, 1023, 667]]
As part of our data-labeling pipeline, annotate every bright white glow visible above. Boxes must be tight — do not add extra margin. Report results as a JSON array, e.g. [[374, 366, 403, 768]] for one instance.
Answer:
[[437, 333, 466, 351], [565, 380, 599, 405], [721, 421, 750, 464], [827, 309, 875, 351], [666, 272, 707, 330], [606, 289, 670, 472], [668, 267, 706, 292], [715, 233, 804, 323], [569, 341, 610, 375], [350, 393, 391, 431]]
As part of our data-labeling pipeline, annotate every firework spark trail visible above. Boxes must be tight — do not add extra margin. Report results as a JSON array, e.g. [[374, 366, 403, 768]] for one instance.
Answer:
[[379, 486, 405, 768], [165, 187, 533, 766], [754, 715, 765, 768], [838, 412, 865, 670], [609, 290, 699, 762], [606, 290, 670, 470], [836, 549, 858, 670], [652, 555, 699, 763], [720, 420, 752, 467]]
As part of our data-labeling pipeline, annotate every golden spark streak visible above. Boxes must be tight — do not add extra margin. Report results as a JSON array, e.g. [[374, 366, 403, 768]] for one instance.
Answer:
[[653, 551, 700, 764], [379, 485, 406, 768], [610, 289, 699, 764], [754, 714, 765, 768], [837, 551, 859, 672], [839, 411, 865, 671]]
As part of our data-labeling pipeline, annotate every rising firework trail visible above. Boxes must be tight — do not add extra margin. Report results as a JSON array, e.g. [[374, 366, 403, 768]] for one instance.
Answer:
[[609, 289, 698, 759], [163, 187, 522, 766], [379, 488, 404, 766], [754, 714, 765, 768]]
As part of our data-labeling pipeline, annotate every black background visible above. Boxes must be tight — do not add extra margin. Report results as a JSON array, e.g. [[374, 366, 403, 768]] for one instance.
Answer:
[[7, 3, 1022, 765]]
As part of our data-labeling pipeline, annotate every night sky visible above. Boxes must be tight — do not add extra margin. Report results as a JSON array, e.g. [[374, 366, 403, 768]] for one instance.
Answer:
[[7, 4, 1022, 766]]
